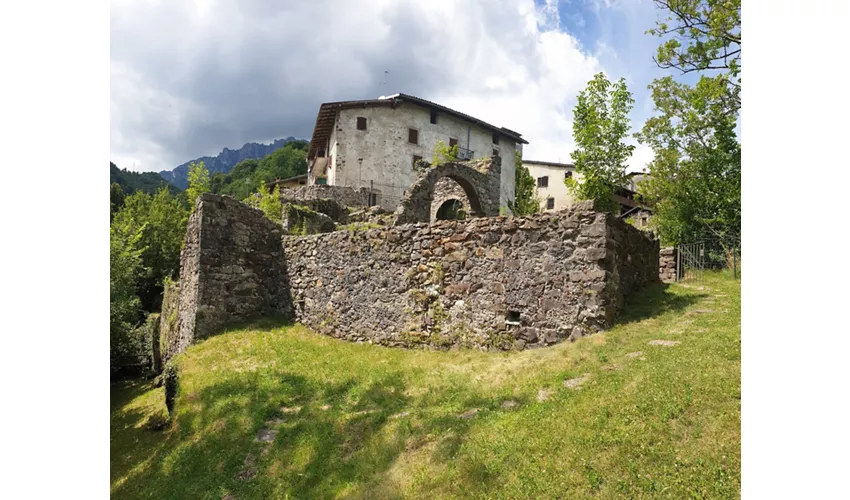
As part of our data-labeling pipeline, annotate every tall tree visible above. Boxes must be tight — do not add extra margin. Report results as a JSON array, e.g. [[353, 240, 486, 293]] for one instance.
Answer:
[[110, 215, 146, 374], [648, 0, 741, 111], [636, 76, 740, 246], [510, 149, 541, 216], [567, 72, 635, 213], [638, 0, 741, 246], [186, 161, 211, 211], [111, 187, 190, 311]]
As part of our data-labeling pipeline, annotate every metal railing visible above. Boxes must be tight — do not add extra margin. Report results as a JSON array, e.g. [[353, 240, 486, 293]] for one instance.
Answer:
[[456, 146, 474, 160], [677, 234, 741, 283]]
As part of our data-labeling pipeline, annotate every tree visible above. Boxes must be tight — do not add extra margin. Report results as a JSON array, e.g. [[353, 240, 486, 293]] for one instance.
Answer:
[[509, 149, 542, 216], [111, 187, 189, 311], [186, 160, 211, 211], [638, 0, 741, 246], [110, 214, 146, 374], [636, 75, 740, 246], [648, 0, 741, 111], [110, 182, 125, 216], [567, 72, 635, 213], [258, 183, 283, 222], [431, 140, 459, 166]]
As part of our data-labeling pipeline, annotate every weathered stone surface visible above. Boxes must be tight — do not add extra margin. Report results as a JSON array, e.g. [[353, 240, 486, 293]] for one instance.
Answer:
[[648, 340, 680, 347], [659, 246, 678, 283], [282, 203, 335, 235], [255, 429, 278, 442], [168, 194, 659, 358], [394, 158, 502, 225]]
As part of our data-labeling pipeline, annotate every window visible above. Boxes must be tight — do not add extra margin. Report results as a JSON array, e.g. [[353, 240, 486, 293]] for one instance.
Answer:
[[356, 117, 367, 130], [430, 109, 438, 124], [449, 138, 458, 147], [546, 198, 555, 210], [318, 149, 326, 157], [565, 171, 572, 179], [408, 128, 419, 144], [492, 149, 499, 157], [506, 310, 521, 325], [537, 176, 549, 188], [368, 193, 378, 207], [492, 133, 500, 145], [413, 155, 422, 168]]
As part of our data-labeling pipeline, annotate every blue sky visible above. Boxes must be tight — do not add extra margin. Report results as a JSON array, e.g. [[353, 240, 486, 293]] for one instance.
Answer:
[[110, 0, 715, 173]]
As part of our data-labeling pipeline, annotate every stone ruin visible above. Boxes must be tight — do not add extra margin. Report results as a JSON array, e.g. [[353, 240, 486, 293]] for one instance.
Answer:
[[158, 157, 662, 363]]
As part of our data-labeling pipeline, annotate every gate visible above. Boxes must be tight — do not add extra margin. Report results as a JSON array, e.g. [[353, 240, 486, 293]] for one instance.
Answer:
[[676, 235, 740, 283]]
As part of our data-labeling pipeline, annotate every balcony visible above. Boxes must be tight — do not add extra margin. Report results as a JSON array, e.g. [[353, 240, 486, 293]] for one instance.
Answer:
[[456, 146, 474, 160]]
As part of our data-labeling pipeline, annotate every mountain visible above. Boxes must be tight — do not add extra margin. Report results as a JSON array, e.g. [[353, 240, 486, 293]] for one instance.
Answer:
[[111, 162, 182, 195], [158, 137, 300, 189]]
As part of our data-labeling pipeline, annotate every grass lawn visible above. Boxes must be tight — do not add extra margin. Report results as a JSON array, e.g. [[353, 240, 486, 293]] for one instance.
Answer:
[[111, 272, 740, 499]]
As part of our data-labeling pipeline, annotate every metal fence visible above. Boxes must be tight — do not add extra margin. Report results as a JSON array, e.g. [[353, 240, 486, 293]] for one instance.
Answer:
[[677, 234, 741, 284]]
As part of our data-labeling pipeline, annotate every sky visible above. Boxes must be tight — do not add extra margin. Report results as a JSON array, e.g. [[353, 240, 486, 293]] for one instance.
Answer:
[[111, 0, 678, 174]]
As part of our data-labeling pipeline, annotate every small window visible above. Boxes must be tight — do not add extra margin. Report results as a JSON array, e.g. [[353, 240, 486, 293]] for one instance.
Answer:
[[408, 128, 419, 144], [368, 193, 378, 207], [492, 149, 499, 157], [356, 117, 367, 130], [449, 138, 458, 147], [537, 176, 549, 188], [412, 155, 422, 168], [506, 310, 521, 325], [492, 133, 500, 145], [318, 149, 326, 157], [546, 198, 555, 209], [565, 171, 573, 179], [430, 109, 438, 124]]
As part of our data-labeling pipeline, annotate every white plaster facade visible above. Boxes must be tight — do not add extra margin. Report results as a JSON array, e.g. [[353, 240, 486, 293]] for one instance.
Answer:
[[307, 94, 527, 211], [523, 160, 579, 213]]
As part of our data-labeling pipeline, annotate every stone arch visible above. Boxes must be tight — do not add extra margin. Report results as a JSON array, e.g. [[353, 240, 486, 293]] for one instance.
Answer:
[[394, 157, 502, 225], [431, 177, 472, 221]]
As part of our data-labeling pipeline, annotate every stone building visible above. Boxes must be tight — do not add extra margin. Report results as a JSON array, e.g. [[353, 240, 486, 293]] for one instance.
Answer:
[[305, 93, 529, 213]]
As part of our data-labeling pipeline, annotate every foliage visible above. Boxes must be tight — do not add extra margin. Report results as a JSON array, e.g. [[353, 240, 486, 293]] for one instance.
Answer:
[[212, 141, 308, 201], [110, 162, 182, 196], [111, 187, 190, 311], [636, 76, 740, 246], [638, 0, 741, 246], [648, 0, 741, 111], [110, 182, 125, 216], [186, 161, 211, 212], [431, 140, 459, 166], [509, 149, 542, 216], [111, 273, 740, 498], [567, 73, 635, 213], [110, 214, 146, 375], [257, 183, 283, 223]]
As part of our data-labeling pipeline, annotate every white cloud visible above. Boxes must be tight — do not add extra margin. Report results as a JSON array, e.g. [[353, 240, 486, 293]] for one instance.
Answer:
[[110, 0, 657, 172]]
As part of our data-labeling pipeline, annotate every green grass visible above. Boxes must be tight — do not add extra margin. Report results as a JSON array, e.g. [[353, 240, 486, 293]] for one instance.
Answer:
[[111, 272, 740, 499]]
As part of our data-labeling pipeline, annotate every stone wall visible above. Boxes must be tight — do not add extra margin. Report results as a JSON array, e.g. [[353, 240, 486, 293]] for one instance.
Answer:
[[282, 203, 336, 235], [284, 201, 659, 350], [659, 247, 678, 283], [168, 194, 292, 360], [160, 280, 180, 364], [279, 185, 371, 209]]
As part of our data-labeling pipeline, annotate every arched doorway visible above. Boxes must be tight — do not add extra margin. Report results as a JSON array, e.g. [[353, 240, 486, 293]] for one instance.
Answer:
[[436, 199, 464, 220]]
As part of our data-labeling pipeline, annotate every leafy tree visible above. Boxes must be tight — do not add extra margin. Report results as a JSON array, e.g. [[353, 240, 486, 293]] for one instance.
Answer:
[[110, 182, 125, 216], [212, 143, 308, 201], [637, 0, 741, 247], [648, 0, 741, 111], [509, 149, 542, 216], [567, 72, 635, 213], [186, 160, 211, 211], [636, 75, 740, 246], [111, 187, 189, 311], [110, 162, 182, 196], [110, 215, 146, 374], [431, 140, 459, 166], [258, 183, 283, 222]]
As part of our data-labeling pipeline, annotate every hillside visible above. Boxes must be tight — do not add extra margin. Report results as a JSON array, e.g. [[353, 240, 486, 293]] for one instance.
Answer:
[[159, 137, 301, 189], [111, 273, 741, 499], [110, 162, 181, 195]]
